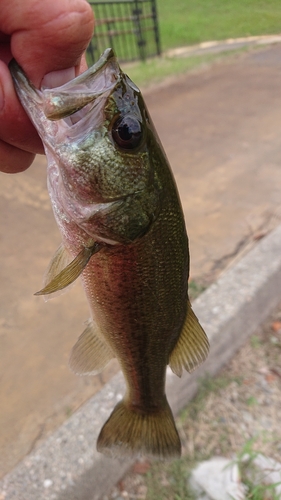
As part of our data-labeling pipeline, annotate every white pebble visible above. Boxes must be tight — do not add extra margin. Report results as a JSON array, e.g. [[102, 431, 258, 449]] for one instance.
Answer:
[[43, 479, 53, 488]]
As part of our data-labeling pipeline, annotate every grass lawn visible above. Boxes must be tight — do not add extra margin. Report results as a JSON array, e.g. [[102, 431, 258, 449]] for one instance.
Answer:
[[123, 47, 249, 88], [159, 0, 281, 50], [88, 0, 281, 87]]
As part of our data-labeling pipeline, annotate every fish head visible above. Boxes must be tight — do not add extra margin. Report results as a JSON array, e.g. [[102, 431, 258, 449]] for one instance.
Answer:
[[10, 49, 162, 244], [10, 49, 155, 203]]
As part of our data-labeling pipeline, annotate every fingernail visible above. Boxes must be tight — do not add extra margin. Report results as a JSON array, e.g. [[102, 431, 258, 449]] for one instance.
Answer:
[[41, 67, 76, 89]]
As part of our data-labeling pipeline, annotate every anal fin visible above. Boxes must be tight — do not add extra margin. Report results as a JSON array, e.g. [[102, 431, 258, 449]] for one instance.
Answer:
[[169, 301, 209, 377], [69, 320, 115, 375]]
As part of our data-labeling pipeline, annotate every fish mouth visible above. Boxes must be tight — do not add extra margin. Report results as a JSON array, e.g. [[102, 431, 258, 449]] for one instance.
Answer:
[[9, 48, 121, 131], [42, 48, 120, 120]]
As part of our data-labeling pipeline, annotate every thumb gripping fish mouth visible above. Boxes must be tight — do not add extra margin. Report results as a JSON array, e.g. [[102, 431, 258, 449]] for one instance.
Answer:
[[9, 48, 121, 122], [42, 48, 120, 120]]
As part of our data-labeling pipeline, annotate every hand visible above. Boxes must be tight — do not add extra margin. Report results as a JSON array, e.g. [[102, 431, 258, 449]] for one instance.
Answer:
[[0, 0, 94, 173]]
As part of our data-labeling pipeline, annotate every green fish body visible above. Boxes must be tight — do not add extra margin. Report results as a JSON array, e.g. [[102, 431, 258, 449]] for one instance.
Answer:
[[10, 49, 209, 459]]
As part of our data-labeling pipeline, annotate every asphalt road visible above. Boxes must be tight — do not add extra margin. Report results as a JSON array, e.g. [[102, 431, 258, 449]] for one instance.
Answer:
[[1, 43, 281, 477]]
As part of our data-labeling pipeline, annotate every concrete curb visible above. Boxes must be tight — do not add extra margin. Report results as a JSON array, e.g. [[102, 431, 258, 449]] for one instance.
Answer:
[[1, 224, 281, 500], [165, 34, 281, 58]]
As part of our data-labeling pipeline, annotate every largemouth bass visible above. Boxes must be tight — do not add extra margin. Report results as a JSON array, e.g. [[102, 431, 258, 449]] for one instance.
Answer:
[[10, 49, 209, 459]]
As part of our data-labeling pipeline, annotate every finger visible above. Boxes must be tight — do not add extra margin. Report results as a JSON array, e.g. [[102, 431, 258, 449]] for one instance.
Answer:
[[0, 61, 44, 156], [2, 0, 94, 86], [0, 139, 36, 174], [0, 32, 12, 64], [41, 67, 76, 89], [79, 53, 90, 74], [0, 0, 94, 174], [41, 54, 89, 89]]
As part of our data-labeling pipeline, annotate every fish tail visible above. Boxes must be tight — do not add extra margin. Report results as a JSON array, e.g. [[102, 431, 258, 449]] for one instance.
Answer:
[[97, 397, 181, 459]]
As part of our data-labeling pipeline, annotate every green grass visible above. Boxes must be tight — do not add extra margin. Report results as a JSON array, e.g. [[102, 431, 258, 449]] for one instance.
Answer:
[[88, 0, 281, 87], [246, 396, 258, 407], [158, 0, 281, 50], [179, 374, 242, 422], [234, 438, 281, 500], [89, 0, 281, 52], [146, 459, 196, 500], [123, 46, 249, 88], [250, 335, 262, 348], [188, 279, 207, 301], [144, 436, 281, 500]]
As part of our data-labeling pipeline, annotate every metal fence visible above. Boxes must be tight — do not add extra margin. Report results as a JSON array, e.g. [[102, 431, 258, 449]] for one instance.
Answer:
[[87, 0, 161, 64]]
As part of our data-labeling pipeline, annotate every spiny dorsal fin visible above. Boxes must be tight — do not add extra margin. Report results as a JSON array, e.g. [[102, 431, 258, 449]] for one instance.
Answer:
[[169, 301, 209, 377], [69, 320, 114, 375], [35, 242, 102, 296]]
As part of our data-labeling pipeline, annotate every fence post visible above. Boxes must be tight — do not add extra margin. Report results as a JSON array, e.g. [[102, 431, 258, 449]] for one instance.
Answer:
[[87, 39, 97, 65], [132, 0, 146, 61], [87, 0, 161, 63], [151, 0, 161, 56]]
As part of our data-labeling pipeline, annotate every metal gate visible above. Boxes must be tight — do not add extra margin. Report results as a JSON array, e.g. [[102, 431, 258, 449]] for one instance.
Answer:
[[87, 0, 161, 63]]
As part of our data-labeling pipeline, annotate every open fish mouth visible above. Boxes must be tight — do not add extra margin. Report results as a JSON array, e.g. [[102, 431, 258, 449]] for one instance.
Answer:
[[42, 48, 120, 120], [9, 48, 121, 133]]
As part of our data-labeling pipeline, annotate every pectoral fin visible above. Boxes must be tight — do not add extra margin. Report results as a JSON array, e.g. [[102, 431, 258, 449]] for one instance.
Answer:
[[169, 301, 209, 377], [69, 320, 115, 375], [35, 242, 102, 296]]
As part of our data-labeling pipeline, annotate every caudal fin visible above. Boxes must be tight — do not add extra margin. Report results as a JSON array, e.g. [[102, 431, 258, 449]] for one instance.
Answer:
[[97, 398, 181, 460]]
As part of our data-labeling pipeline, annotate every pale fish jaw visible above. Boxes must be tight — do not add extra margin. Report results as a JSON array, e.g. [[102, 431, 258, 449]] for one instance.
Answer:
[[42, 51, 120, 120], [9, 50, 120, 149], [51, 96, 108, 144]]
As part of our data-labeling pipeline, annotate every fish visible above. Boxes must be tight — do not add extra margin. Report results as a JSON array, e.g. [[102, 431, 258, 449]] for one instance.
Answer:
[[9, 48, 209, 459]]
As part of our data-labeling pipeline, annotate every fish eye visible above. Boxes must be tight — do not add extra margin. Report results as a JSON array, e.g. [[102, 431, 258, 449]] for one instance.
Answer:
[[111, 115, 143, 150]]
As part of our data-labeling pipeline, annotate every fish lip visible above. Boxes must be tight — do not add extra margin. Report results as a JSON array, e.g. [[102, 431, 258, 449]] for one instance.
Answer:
[[42, 48, 120, 120], [9, 59, 43, 104]]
